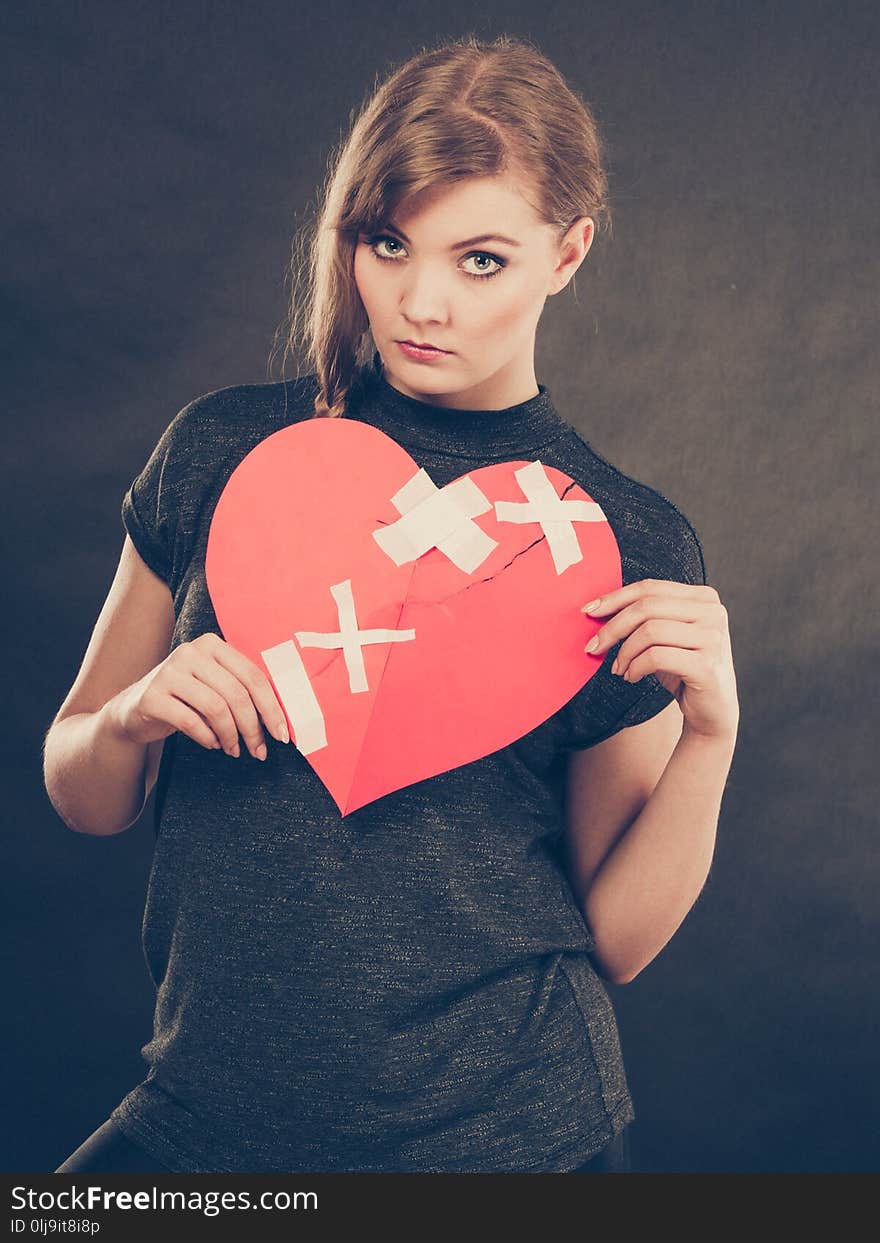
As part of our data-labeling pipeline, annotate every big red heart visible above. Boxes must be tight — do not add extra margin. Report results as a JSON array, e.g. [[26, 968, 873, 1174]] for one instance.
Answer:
[[205, 418, 621, 815]]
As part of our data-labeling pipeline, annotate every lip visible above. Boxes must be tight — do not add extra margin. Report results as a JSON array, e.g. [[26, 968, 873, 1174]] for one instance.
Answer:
[[396, 340, 453, 360]]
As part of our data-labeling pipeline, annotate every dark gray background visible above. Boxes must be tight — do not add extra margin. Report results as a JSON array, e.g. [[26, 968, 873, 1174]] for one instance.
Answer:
[[4, 0, 877, 1173]]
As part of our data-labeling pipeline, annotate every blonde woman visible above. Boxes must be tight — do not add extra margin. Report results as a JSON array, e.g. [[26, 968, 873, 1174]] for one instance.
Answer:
[[47, 34, 739, 1174]]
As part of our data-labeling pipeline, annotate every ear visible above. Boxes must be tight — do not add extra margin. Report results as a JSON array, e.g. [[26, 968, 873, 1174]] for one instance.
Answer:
[[549, 217, 595, 295]]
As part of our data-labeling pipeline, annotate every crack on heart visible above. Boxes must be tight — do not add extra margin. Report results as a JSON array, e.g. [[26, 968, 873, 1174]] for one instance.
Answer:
[[404, 532, 549, 609], [405, 481, 581, 609], [299, 647, 348, 680]]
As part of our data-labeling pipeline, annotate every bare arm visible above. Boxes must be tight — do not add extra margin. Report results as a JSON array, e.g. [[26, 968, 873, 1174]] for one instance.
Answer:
[[44, 534, 292, 837], [43, 535, 175, 835], [568, 576, 739, 983], [565, 699, 736, 984]]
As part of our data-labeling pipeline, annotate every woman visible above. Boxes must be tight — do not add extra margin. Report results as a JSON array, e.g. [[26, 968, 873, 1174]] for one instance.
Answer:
[[47, 34, 739, 1174]]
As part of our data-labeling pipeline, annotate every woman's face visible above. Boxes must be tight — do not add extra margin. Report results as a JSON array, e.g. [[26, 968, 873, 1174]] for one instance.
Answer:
[[353, 173, 593, 410]]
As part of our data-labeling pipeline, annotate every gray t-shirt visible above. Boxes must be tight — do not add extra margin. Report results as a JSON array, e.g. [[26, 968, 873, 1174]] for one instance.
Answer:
[[109, 356, 706, 1172]]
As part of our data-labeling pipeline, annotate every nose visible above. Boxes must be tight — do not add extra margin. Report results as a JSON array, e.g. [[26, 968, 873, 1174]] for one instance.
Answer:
[[398, 264, 449, 328]]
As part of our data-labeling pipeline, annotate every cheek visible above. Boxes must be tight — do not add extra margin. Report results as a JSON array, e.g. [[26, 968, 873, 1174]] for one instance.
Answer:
[[476, 279, 540, 336]]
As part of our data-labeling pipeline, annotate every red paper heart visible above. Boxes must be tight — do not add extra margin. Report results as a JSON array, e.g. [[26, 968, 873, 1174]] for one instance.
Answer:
[[205, 418, 621, 815]]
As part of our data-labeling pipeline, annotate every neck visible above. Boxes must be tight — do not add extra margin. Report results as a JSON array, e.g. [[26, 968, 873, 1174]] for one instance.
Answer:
[[340, 351, 568, 458], [379, 353, 540, 413]]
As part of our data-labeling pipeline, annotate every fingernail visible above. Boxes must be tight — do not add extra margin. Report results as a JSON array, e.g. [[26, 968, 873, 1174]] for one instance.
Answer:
[[585, 634, 600, 653], [583, 598, 602, 614], [228, 743, 240, 757], [611, 658, 620, 675], [277, 720, 290, 744], [256, 743, 267, 761]]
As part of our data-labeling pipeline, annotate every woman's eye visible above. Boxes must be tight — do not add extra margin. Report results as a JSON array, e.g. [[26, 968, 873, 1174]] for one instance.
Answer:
[[364, 235, 405, 259], [461, 253, 504, 279], [374, 236, 404, 258]]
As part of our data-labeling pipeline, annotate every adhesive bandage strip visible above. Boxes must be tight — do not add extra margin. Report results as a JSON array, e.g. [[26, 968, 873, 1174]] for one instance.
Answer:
[[373, 467, 498, 574], [260, 638, 328, 756], [494, 460, 607, 574], [294, 579, 416, 694]]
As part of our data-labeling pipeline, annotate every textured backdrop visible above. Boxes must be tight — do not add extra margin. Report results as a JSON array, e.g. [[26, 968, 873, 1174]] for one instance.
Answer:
[[4, 0, 877, 1173]]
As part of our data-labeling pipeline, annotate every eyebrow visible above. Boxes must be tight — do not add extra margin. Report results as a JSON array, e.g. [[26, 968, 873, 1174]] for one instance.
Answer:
[[384, 222, 523, 250]]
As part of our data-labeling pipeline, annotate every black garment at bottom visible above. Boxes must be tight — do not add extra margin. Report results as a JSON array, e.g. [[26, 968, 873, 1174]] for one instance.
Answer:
[[54, 1116, 631, 1174], [569, 1125, 631, 1173], [55, 1118, 173, 1173]]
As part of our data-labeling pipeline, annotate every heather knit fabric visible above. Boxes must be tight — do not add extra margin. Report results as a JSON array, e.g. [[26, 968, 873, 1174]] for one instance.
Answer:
[[109, 355, 705, 1172]]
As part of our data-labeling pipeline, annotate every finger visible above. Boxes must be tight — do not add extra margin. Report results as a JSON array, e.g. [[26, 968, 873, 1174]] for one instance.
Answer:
[[614, 622, 710, 680], [585, 592, 718, 657], [194, 661, 269, 759], [160, 695, 224, 751], [582, 578, 712, 618], [620, 645, 704, 686], [210, 642, 290, 746], [172, 673, 244, 756]]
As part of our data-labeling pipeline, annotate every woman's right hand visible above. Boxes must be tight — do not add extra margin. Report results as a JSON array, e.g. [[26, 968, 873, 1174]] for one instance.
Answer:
[[108, 632, 290, 760]]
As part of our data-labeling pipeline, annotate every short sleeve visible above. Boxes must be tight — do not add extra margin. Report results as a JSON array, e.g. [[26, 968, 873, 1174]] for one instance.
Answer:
[[120, 397, 200, 594], [560, 502, 707, 751]]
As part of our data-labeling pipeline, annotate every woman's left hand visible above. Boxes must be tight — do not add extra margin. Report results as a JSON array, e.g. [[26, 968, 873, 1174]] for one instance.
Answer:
[[582, 579, 739, 742]]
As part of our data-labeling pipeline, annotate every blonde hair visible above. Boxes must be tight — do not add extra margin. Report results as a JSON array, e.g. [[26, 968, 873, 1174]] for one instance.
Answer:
[[270, 33, 611, 418]]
